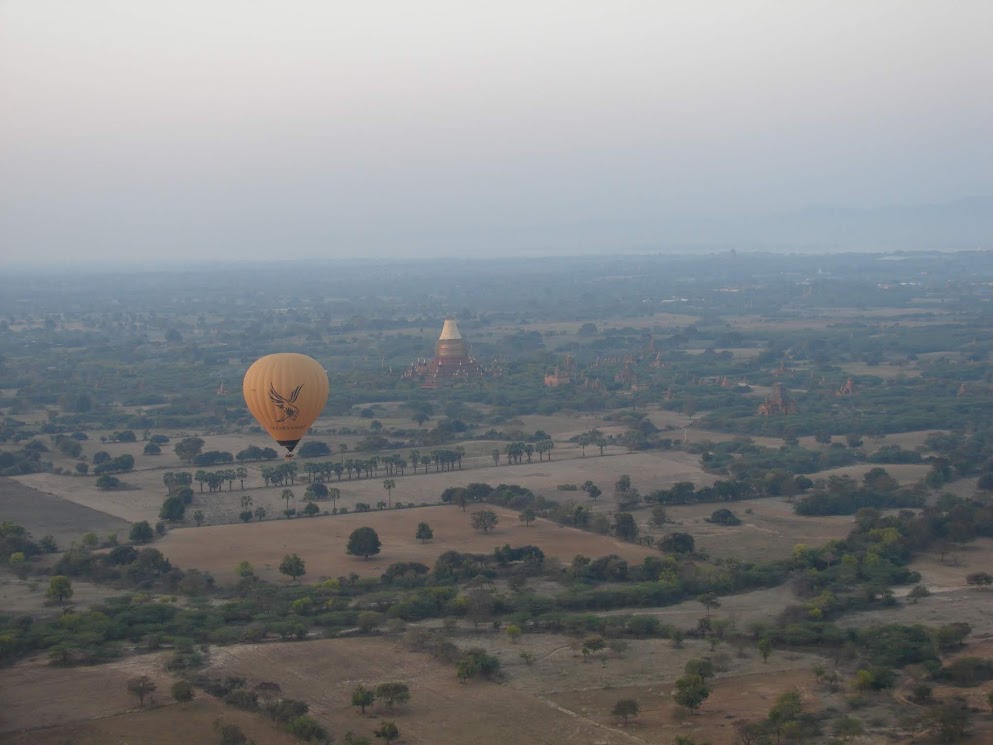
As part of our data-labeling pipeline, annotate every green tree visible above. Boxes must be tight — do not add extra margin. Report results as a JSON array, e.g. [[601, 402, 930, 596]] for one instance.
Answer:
[[96, 474, 120, 490], [46, 575, 73, 603], [612, 698, 639, 725], [159, 496, 185, 521], [235, 560, 254, 578], [192, 510, 205, 527], [415, 522, 433, 542], [673, 673, 710, 713], [758, 637, 773, 663], [684, 658, 715, 680], [581, 635, 606, 661], [281, 488, 295, 516], [129, 521, 154, 544], [374, 721, 399, 744], [351, 684, 375, 713], [660, 532, 695, 554], [697, 592, 721, 618], [615, 474, 632, 494], [254, 505, 267, 521], [279, 553, 306, 582], [127, 675, 157, 707], [519, 507, 536, 526], [174, 437, 204, 464], [374, 682, 410, 709], [506, 624, 522, 644], [347, 527, 382, 559], [471, 510, 498, 533], [613, 512, 638, 541]]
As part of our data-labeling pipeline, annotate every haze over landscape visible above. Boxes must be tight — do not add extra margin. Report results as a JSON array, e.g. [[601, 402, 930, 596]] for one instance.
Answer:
[[2, 1, 992, 265], [4, 5, 993, 745]]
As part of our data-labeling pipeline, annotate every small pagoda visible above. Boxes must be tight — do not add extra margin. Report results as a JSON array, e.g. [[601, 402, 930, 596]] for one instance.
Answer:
[[544, 354, 576, 388], [758, 382, 797, 416], [403, 318, 483, 387]]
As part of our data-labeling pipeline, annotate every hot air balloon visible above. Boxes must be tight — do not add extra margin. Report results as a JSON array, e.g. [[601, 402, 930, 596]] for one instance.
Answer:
[[243, 353, 329, 458]]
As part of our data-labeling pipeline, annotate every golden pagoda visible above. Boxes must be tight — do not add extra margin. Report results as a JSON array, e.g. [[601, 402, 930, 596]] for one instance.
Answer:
[[403, 318, 483, 386]]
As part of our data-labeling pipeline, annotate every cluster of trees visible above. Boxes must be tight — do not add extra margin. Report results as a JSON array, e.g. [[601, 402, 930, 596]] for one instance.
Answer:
[[92, 452, 134, 475], [794, 469, 925, 516], [501, 440, 553, 464], [197, 675, 330, 743]]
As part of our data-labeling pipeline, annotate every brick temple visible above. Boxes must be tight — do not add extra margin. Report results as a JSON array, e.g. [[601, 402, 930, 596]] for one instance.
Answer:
[[403, 318, 483, 387]]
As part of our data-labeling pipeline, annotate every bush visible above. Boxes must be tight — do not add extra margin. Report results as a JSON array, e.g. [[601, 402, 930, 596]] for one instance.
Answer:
[[456, 647, 501, 681], [287, 715, 329, 742], [707, 508, 741, 526], [171, 680, 194, 702], [224, 688, 259, 711], [937, 657, 993, 687]]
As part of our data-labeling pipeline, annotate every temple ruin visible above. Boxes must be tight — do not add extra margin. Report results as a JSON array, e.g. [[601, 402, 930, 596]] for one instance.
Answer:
[[758, 382, 797, 415], [403, 318, 484, 387]]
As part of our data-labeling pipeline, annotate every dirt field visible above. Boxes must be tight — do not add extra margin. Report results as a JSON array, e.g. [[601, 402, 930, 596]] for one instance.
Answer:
[[13, 445, 710, 529], [0, 654, 297, 745], [209, 637, 641, 745], [841, 538, 993, 635], [0, 575, 121, 617], [207, 633, 843, 745], [158, 505, 660, 583], [654, 496, 855, 562], [0, 476, 131, 545]]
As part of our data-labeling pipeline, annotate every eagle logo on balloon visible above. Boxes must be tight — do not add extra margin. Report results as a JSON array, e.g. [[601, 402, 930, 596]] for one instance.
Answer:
[[268, 383, 303, 422]]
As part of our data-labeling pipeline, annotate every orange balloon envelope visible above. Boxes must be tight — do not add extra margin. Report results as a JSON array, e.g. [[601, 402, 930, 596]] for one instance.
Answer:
[[243, 353, 329, 455]]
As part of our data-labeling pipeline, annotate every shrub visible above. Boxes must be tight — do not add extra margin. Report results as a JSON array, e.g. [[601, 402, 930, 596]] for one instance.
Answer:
[[171, 680, 194, 702], [223, 688, 259, 711]]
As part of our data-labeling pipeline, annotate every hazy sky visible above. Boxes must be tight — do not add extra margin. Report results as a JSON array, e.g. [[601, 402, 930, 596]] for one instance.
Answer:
[[1, 1, 991, 264]]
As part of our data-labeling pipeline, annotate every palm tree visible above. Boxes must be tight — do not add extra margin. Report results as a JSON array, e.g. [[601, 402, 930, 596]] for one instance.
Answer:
[[254, 505, 267, 521], [410, 450, 421, 474], [281, 489, 295, 516], [328, 487, 341, 513], [236, 466, 248, 489], [383, 479, 396, 508], [240, 494, 253, 511]]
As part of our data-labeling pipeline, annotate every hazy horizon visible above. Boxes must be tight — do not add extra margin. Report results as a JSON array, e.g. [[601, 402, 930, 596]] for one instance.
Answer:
[[2, 1, 991, 266]]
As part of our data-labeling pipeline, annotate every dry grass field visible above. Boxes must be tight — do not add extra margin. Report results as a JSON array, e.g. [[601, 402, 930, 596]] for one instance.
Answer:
[[12, 444, 711, 529], [0, 653, 298, 744], [841, 538, 993, 635], [208, 637, 641, 745], [646, 497, 855, 563], [0, 575, 121, 616], [158, 505, 660, 583], [0, 477, 131, 545], [205, 634, 841, 745]]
